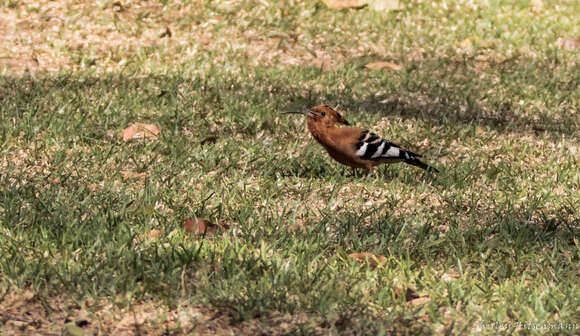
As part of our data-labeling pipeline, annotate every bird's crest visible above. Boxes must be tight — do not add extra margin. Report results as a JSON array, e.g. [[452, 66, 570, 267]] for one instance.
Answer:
[[284, 104, 350, 126]]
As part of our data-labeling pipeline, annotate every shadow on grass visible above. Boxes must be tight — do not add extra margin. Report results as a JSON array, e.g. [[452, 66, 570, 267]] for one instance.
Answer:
[[288, 59, 579, 138], [1, 55, 578, 142], [244, 180, 578, 268]]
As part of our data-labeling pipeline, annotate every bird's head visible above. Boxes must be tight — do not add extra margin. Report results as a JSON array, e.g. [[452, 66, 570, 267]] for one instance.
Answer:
[[284, 104, 350, 127]]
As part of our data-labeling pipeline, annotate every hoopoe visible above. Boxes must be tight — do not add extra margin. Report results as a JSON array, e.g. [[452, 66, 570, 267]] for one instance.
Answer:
[[285, 105, 439, 177]]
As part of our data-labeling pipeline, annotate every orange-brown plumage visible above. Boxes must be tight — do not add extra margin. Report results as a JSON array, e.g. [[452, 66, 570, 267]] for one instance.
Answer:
[[285, 105, 438, 176]]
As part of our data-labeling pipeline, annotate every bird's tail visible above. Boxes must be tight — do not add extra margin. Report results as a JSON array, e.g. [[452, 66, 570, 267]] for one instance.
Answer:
[[403, 155, 439, 173]]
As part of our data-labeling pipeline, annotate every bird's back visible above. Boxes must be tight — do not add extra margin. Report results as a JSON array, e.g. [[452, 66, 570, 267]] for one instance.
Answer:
[[301, 108, 438, 173], [326, 127, 438, 172]]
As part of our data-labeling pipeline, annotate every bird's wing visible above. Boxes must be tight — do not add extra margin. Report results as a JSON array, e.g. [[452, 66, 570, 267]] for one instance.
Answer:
[[353, 130, 421, 161]]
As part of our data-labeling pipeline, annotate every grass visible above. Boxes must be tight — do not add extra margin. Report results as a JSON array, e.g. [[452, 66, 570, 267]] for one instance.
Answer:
[[1, 0, 579, 335]]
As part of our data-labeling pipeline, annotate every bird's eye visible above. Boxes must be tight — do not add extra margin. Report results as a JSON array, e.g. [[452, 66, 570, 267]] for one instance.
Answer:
[[321, 112, 326, 116]]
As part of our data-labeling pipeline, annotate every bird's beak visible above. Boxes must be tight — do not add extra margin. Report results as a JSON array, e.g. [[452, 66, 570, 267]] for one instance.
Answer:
[[283, 107, 314, 117]]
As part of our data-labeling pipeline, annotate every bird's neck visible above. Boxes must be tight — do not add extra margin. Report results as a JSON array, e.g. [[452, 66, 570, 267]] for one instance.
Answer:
[[307, 120, 336, 147]]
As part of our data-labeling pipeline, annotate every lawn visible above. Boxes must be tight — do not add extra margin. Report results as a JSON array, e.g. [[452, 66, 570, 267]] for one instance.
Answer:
[[0, 0, 578, 335]]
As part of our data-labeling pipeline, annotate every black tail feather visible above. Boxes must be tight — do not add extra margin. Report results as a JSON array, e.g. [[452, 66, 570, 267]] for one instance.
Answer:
[[404, 157, 439, 173]]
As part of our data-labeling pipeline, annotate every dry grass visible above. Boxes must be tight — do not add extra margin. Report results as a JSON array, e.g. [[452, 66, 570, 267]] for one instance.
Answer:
[[8, 0, 565, 74], [1, 0, 346, 73]]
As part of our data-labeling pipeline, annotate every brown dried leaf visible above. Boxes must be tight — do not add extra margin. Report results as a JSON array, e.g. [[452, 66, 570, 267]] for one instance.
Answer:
[[441, 270, 460, 282], [147, 229, 162, 240], [408, 297, 431, 306], [286, 223, 307, 233], [321, 0, 367, 10], [184, 218, 229, 235], [365, 61, 403, 71], [112, 1, 125, 12], [348, 252, 387, 269], [200, 136, 218, 145], [393, 287, 421, 301], [120, 123, 160, 141], [405, 287, 420, 301], [159, 27, 172, 39], [121, 171, 147, 180]]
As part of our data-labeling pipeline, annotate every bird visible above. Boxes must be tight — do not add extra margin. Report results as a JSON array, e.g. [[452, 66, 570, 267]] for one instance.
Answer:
[[284, 104, 439, 177]]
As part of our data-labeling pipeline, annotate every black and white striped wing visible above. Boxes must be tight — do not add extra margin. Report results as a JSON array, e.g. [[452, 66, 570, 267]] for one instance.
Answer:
[[354, 130, 419, 161]]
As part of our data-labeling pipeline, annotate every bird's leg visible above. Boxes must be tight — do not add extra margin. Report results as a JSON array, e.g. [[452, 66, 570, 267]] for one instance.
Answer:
[[365, 167, 374, 180]]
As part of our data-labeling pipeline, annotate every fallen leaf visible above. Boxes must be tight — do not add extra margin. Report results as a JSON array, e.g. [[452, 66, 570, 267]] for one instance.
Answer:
[[405, 287, 420, 301], [556, 37, 580, 50], [393, 287, 420, 301], [312, 53, 333, 70], [365, 61, 403, 71], [147, 229, 162, 240], [321, 0, 367, 10], [285, 223, 307, 233], [120, 123, 160, 141], [112, 1, 125, 12], [441, 271, 460, 282], [184, 218, 229, 235], [408, 297, 431, 306], [121, 171, 147, 180], [348, 252, 387, 269], [200, 136, 218, 145], [159, 27, 172, 39]]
